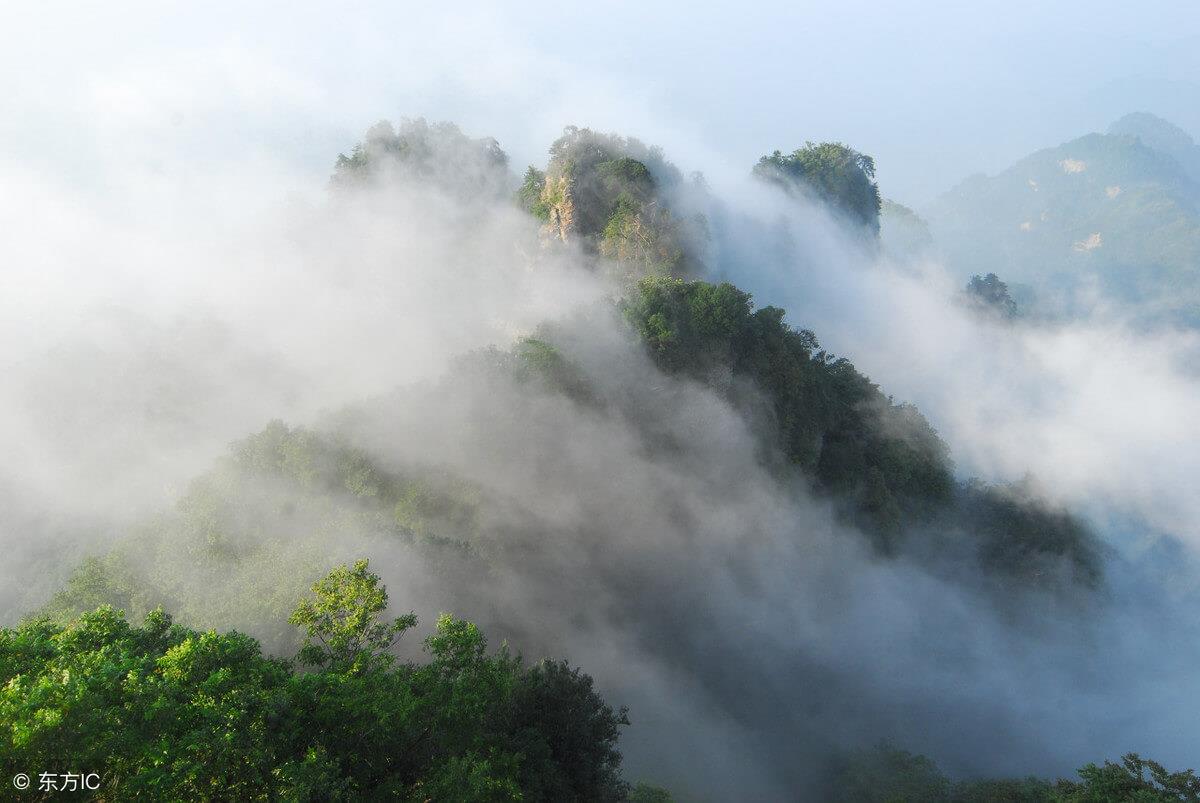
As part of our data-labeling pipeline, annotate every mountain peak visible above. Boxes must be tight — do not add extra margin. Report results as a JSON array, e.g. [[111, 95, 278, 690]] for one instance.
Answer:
[[1109, 112, 1195, 149], [1107, 112, 1200, 182]]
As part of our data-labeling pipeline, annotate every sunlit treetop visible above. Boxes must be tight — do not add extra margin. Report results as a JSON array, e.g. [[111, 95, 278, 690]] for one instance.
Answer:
[[754, 141, 883, 235]]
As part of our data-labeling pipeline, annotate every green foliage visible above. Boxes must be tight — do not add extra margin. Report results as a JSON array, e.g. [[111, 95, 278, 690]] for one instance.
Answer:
[[960, 480, 1104, 588], [622, 276, 953, 549], [827, 743, 1199, 802], [500, 659, 630, 801], [0, 606, 292, 800], [42, 269, 1102, 650], [827, 741, 953, 802], [414, 751, 523, 801], [332, 117, 511, 199], [1053, 754, 1200, 802], [7, 120, 1140, 799], [629, 782, 674, 802], [547, 127, 682, 188], [951, 777, 1055, 802], [1, 563, 638, 800], [37, 554, 150, 624], [519, 165, 551, 220], [620, 276, 1100, 576], [513, 337, 595, 403], [754, 141, 883, 234], [392, 471, 482, 546], [537, 126, 704, 280], [598, 156, 655, 189], [39, 421, 486, 652], [274, 745, 354, 801], [288, 558, 417, 672], [965, 272, 1020, 320]]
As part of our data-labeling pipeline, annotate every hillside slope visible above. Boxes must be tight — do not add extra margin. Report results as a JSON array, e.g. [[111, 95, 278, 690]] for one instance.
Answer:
[[926, 115, 1200, 325]]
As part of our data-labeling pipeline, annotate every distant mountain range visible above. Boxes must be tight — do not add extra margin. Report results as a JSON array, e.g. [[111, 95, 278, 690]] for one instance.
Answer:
[[922, 113, 1200, 325]]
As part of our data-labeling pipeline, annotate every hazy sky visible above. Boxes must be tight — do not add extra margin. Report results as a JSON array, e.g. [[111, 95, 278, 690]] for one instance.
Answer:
[[4, 1, 1198, 205]]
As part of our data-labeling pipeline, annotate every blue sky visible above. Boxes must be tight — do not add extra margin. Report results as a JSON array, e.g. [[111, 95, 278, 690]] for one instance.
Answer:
[[3, 0, 1198, 204]]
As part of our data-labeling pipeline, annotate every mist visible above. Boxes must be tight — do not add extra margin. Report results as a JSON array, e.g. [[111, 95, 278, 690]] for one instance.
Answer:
[[3, 4, 1200, 800]]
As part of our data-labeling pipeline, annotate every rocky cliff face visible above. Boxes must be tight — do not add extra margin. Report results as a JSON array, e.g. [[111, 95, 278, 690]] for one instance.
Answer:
[[540, 172, 575, 244], [526, 126, 704, 282]]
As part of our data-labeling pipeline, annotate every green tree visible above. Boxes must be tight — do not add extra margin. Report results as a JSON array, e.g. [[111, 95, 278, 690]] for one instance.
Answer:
[[754, 141, 883, 234], [2, 561, 644, 800], [518, 165, 551, 220], [288, 558, 417, 673], [965, 273, 1020, 320], [1052, 754, 1200, 802], [499, 659, 631, 800], [0, 606, 291, 799]]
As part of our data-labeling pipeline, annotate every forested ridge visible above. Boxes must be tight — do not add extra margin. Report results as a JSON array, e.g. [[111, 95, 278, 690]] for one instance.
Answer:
[[2, 118, 1188, 801]]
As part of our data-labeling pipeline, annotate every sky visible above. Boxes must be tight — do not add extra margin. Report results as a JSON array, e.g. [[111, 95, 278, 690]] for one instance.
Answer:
[[3, 1, 1198, 206]]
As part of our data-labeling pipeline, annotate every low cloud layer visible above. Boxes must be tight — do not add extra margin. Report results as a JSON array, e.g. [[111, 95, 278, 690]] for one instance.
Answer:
[[3, 32, 1200, 798]]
